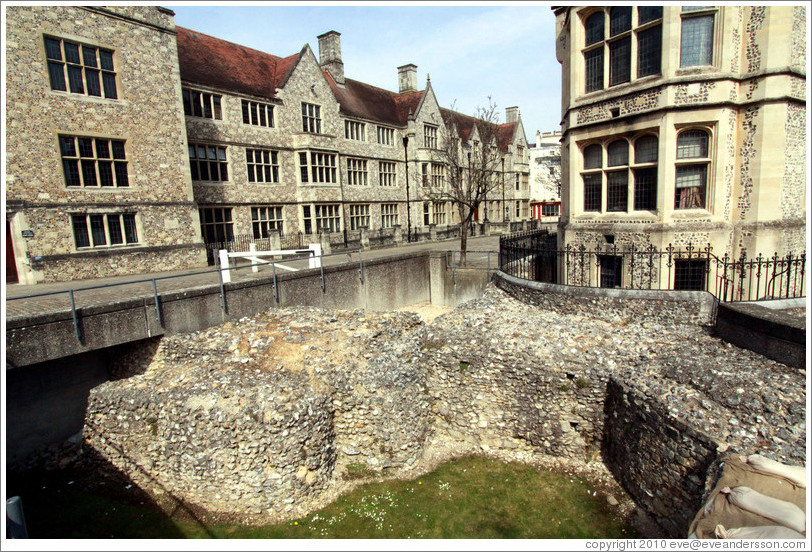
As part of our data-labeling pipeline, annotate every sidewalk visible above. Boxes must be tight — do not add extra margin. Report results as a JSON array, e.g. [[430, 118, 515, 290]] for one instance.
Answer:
[[5, 235, 500, 319]]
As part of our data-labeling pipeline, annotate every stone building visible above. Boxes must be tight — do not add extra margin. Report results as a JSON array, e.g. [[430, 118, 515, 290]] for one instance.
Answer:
[[529, 130, 562, 221], [553, 6, 806, 287], [5, 6, 531, 283], [5, 5, 206, 284], [176, 27, 532, 258]]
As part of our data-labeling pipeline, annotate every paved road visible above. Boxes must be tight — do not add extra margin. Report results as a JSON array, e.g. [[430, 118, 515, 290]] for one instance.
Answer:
[[5, 236, 500, 319]]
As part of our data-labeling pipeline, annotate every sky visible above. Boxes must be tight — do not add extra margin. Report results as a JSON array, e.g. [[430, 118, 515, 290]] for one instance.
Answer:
[[167, 2, 563, 141]]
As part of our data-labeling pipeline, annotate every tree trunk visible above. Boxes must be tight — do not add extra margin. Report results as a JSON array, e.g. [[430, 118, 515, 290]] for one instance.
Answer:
[[459, 217, 469, 265]]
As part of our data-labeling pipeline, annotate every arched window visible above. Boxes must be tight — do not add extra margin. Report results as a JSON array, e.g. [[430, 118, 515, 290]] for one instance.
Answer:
[[675, 129, 710, 209], [609, 7, 632, 36], [585, 12, 604, 46], [607, 140, 629, 167], [581, 132, 659, 214], [584, 143, 603, 169], [583, 8, 662, 92]]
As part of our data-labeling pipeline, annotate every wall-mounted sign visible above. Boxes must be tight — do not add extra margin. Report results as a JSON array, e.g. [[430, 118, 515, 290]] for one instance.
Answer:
[[21, 230, 34, 238]]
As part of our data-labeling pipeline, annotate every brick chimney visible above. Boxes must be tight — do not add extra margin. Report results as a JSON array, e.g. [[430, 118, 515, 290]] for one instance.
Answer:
[[398, 64, 417, 93], [506, 106, 519, 123], [317, 30, 344, 84]]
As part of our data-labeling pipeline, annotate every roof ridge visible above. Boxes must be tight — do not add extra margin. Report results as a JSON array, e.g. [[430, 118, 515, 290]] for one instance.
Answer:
[[176, 26, 290, 62]]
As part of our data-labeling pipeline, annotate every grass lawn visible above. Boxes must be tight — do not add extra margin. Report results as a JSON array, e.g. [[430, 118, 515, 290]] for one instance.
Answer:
[[8, 455, 636, 539]]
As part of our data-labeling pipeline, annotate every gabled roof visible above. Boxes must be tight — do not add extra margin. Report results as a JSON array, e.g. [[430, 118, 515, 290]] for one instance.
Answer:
[[441, 108, 519, 153], [176, 26, 299, 100], [495, 122, 519, 152], [440, 108, 481, 143], [324, 71, 424, 127]]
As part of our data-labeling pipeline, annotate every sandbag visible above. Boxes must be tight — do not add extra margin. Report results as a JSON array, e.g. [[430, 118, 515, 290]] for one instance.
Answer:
[[721, 486, 806, 534], [715, 524, 805, 539], [745, 455, 807, 488]]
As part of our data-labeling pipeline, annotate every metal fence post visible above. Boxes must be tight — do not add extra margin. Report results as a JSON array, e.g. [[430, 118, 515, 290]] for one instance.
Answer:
[[272, 262, 279, 303], [217, 261, 228, 312], [152, 279, 163, 327]]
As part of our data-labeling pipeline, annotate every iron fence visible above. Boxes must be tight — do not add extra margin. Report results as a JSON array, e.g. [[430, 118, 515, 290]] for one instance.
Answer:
[[499, 230, 806, 303]]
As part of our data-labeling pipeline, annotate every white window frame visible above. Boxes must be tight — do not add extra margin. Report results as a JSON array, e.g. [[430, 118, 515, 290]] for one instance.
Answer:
[[378, 161, 396, 186], [381, 203, 399, 228], [251, 205, 284, 238], [348, 204, 371, 230], [377, 126, 395, 146], [346, 158, 368, 186], [345, 120, 366, 141], [302, 102, 322, 134], [72, 212, 139, 249]]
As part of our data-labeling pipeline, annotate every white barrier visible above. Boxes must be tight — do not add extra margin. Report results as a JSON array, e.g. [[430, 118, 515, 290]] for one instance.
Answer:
[[219, 243, 322, 283]]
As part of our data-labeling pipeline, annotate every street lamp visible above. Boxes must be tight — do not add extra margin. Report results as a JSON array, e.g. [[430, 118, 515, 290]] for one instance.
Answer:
[[403, 135, 412, 243], [501, 155, 506, 222]]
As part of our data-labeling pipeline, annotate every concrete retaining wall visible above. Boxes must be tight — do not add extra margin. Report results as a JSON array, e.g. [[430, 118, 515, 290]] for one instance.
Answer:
[[5, 251, 490, 464]]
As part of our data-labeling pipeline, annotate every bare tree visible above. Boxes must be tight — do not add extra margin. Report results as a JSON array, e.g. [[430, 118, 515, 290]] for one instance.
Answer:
[[423, 98, 505, 264]]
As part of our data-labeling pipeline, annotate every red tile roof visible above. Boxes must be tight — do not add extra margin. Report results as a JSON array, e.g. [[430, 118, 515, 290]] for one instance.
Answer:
[[324, 71, 424, 127], [441, 108, 518, 152], [495, 122, 519, 152], [176, 26, 299, 100]]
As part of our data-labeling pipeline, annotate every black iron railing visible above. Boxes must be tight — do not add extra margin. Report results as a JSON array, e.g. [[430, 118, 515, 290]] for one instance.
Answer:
[[499, 230, 806, 303]]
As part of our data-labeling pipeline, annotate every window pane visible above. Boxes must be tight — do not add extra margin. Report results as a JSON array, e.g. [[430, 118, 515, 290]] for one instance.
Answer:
[[63, 160, 81, 186], [81, 160, 97, 186], [607, 140, 629, 166], [637, 25, 662, 78], [584, 48, 604, 92], [60, 136, 76, 157], [242, 100, 250, 123], [72, 216, 90, 248], [111, 141, 126, 159], [607, 171, 628, 212], [585, 12, 604, 46], [99, 49, 114, 70], [680, 15, 714, 67], [675, 165, 707, 209], [47, 61, 67, 91], [633, 167, 657, 210], [78, 138, 94, 157], [634, 135, 658, 163], [114, 162, 129, 186], [94, 139, 110, 159], [45, 38, 62, 60], [82, 46, 98, 68], [677, 130, 708, 159], [98, 161, 114, 186], [102, 72, 117, 99], [108, 215, 123, 244], [192, 92, 203, 117], [67, 65, 84, 93], [609, 36, 631, 86], [609, 6, 631, 37], [64, 41, 80, 64], [86, 69, 101, 96], [583, 144, 602, 169], [123, 214, 138, 243], [90, 214, 107, 246], [583, 174, 602, 211], [638, 6, 663, 25]]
